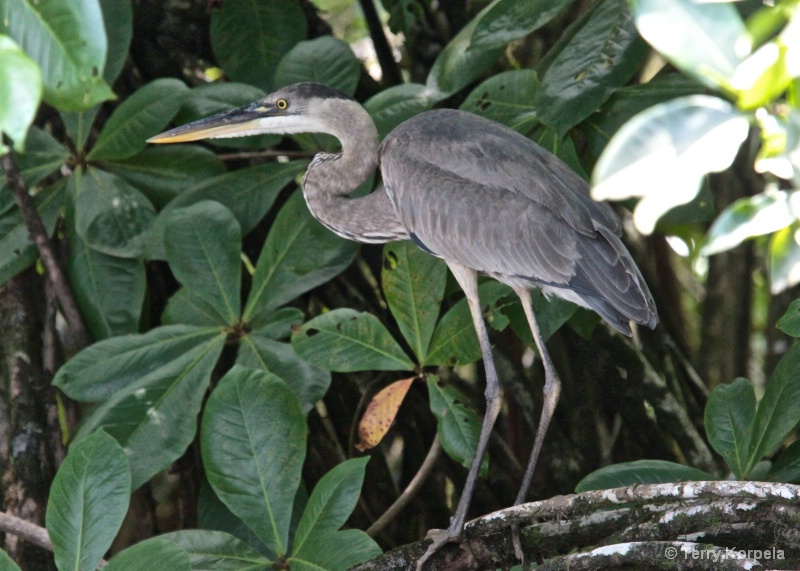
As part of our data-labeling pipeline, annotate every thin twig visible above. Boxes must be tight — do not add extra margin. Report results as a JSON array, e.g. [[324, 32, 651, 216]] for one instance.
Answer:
[[0, 511, 52, 552], [367, 434, 442, 538], [1, 152, 92, 349]]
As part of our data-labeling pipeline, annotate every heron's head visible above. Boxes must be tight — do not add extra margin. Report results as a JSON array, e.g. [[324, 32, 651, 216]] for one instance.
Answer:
[[148, 82, 361, 144]]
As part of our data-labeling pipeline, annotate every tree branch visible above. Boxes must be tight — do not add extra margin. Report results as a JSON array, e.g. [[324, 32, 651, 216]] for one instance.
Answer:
[[0, 511, 52, 552], [1, 152, 91, 349]]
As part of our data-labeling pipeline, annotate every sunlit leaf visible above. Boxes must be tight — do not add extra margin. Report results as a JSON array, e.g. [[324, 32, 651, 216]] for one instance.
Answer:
[[732, 41, 792, 110], [202, 366, 307, 557], [293, 309, 415, 372], [769, 222, 800, 294], [702, 191, 799, 256], [592, 95, 749, 234], [356, 378, 415, 451], [575, 459, 715, 492], [704, 378, 756, 479], [0, 35, 42, 153], [275, 36, 360, 96]]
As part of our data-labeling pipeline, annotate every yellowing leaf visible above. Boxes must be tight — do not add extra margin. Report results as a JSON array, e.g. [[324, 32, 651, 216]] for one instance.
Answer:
[[355, 377, 416, 452]]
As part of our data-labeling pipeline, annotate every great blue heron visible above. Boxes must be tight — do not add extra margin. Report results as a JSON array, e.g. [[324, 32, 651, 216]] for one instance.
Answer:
[[149, 82, 658, 567]]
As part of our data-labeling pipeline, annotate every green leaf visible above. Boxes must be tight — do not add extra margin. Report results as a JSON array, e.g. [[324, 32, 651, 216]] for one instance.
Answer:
[[702, 191, 797, 256], [0, 127, 70, 204], [243, 191, 358, 322], [197, 480, 270, 558], [575, 460, 716, 492], [146, 162, 304, 260], [287, 530, 381, 571], [592, 95, 749, 234], [382, 242, 446, 364], [769, 221, 800, 294], [237, 335, 330, 414], [202, 366, 307, 557], [104, 538, 190, 571], [46, 431, 131, 571], [70, 330, 226, 488], [704, 378, 756, 479], [293, 458, 368, 555], [0, 180, 65, 287], [275, 36, 360, 96], [165, 201, 242, 325], [460, 70, 540, 133], [425, 2, 506, 99], [104, 145, 226, 209], [535, 0, 648, 138], [776, 299, 800, 338], [426, 281, 513, 367], [507, 292, 579, 350], [427, 375, 486, 473], [210, 0, 306, 92], [0, 35, 42, 153], [470, 0, 573, 52], [88, 78, 187, 161], [0, 550, 22, 571], [54, 325, 221, 400], [364, 83, 437, 140], [768, 439, 800, 484], [69, 166, 156, 258], [0, 0, 115, 111], [162, 288, 233, 328], [746, 342, 800, 473], [249, 307, 305, 339], [292, 309, 415, 372], [159, 530, 270, 570], [631, 0, 748, 92]]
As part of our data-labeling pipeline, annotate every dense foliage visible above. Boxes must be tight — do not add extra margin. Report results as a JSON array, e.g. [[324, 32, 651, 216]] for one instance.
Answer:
[[1, 0, 800, 569]]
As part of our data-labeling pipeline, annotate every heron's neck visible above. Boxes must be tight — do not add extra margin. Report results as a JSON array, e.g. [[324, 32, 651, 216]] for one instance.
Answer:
[[302, 104, 407, 243]]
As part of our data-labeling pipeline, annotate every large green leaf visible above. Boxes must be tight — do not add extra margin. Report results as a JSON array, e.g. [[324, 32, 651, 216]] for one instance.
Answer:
[[104, 538, 190, 571], [0, 35, 42, 154], [236, 334, 330, 414], [535, 0, 647, 139], [201, 366, 307, 557], [592, 95, 749, 234], [702, 191, 798, 256], [210, 0, 306, 92], [382, 242, 446, 364], [159, 530, 270, 570], [292, 458, 368, 556], [104, 145, 226, 209], [427, 375, 486, 473], [470, 0, 573, 52], [746, 342, 800, 473], [631, 0, 748, 92], [197, 480, 269, 558], [275, 37, 360, 96], [46, 431, 130, 571], [425, 5, 505, 100], [460, 70, 540, 133], [146, 162, 304, 260], [704, 378, 756, 479], [165, 201, 242, 326], [575, 460, 716, 492], [0, 180, 65, 287], [776, 299, 800, 338], [243, 191, 358, 322], [292, 309, 415, 372], [288, 530, 381, 571], [162, 288, 233, 328], [364, 83, 437, 140], [72, 330, 225, 488], [426, 281, 514, 367], [769, 222, 800, 294], [69, 166, 156, 258], [0, 0, 114, 111], [88, 78, 187, 161]]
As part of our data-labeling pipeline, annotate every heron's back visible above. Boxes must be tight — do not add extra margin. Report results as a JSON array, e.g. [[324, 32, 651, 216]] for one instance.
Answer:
[[379, 109, 657, 335]]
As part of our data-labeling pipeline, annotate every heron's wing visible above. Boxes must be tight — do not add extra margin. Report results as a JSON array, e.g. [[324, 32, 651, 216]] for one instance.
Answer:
[[379, 110, 657, 330]]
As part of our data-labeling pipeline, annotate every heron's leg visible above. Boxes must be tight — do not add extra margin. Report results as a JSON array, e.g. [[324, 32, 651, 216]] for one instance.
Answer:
[[416, 262, 503, 570], [510, 289, 562, 561]]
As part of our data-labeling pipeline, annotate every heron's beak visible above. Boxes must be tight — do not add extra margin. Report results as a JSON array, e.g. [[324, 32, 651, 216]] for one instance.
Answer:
[[147, 102, 274, 144]]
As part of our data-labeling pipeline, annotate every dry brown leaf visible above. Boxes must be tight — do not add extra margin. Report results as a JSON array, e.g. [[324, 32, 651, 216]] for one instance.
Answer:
[[355, 377, 416, 452]]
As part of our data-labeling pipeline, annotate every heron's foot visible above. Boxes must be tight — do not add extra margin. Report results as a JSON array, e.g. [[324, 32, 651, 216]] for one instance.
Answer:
[[415, 525, 465, 570]]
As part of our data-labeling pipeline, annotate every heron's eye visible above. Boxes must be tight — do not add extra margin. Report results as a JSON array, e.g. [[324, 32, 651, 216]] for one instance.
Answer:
[[276, 99, 289, 110]]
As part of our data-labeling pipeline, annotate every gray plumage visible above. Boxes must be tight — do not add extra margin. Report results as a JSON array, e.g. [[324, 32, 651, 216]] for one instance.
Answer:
[[148, 82, 658, 568]]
